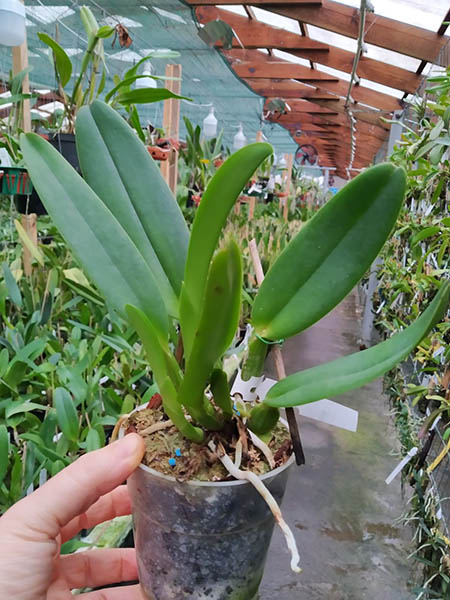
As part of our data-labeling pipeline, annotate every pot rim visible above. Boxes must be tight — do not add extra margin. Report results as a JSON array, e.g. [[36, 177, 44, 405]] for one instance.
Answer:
[[120, 404, 295, 488]]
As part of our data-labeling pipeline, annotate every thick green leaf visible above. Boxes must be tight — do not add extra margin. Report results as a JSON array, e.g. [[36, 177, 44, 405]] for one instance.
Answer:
[[54, 387, 79, 442], [0, 348, 9, 378], [37, 33, 72, 88], [252, 163, 406, 340], [0, 425, 8, 487], [177, 241, 242, 428], [180, 142, 272, 357], [96, 26, 115, 38], [6, 401, 44, 419], [160, 377, 204, 443], [125, 304, 181, 390], [105, 75, 160, 103], [20, 432, 70, 465], [0, 93, 34, 105], [86, 428, 102, 452], [76, 101, 188, 314], [2, 263, 22, 308], [11, 66, 33, 96], [248, 403, 280, 436], [20, 132, 168, 338], [265, 282, 449, 408], [118, 88, 191, 105], [410, 226, 441, 247], [210, 369, 233, 418]]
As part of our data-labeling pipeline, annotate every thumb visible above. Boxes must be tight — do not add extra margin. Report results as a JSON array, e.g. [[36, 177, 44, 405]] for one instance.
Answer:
[[5, 433, 144, 540]]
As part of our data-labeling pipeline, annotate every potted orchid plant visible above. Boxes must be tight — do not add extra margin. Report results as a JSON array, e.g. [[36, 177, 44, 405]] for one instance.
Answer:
[[20, 100, 449, 600]]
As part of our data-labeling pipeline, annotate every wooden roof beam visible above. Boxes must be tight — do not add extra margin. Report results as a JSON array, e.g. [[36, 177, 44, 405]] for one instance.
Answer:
[[225, 49, 403, 112], [198, 7, 420, 94], [196, 7, 329, 51], [190, 1, 448, 64], [234, 61, 339, 82], [241, 73, 401, 112], [190, 0, 323, 4], [249, 80, 340, 100], [255, 0, 449, 65]]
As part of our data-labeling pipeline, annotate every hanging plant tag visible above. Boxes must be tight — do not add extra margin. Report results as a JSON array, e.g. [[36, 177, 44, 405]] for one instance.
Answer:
[[385, 447, 418, 485]]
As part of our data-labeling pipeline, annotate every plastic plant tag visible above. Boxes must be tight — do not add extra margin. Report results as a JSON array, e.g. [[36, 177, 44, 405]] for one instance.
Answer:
[[259, 377, 359, 432], [231, 368, 262, 402], [236, 373, 359, 432], [297, 399, 358, 432], [385, 447, 418, 485]]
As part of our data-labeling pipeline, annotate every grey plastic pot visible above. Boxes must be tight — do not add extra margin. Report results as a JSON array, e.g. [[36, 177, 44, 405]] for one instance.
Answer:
[[125, 424, 294, 600]]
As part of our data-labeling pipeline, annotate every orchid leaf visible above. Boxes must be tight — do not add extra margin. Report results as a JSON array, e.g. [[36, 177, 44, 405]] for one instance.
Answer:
[[76, 101, 188, 316], [252, 163, 406, 340], [20, 132, 168, 338], [54, 387, 79, 442], [264, 282, 449, 408], [37, 33, 72, 88], [178, 240, 242, 428], [180, 142, 272, 358], [125, 304, 181, 391], [117, 89, 191, 105]]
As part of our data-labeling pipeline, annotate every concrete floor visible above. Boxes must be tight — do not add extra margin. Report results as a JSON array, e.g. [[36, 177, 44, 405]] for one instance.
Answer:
[[259, 291, 414, 600]]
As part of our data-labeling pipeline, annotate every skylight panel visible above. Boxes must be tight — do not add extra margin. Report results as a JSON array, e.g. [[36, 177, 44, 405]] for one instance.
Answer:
[[364, 44, 420, 72], [26, 6, 74, 25], [317, 65, 351, 82], [308, 25, 358, 53], [359, 79, 404, 99], [102, 16, 143, 29], [326, 0, 448, 32], [153, 7, 186, 24], [251, 7, 300, 34], [273, 50, 310, 67], [217, 6, 248, 17]]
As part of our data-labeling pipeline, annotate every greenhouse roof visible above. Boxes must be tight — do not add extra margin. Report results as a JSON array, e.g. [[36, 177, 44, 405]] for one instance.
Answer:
[[1, 0, 449, 178], [189, 0, 449, 177], [0, 0, 298, 156]]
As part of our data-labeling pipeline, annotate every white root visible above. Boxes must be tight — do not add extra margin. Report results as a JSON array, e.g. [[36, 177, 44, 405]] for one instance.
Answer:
[[248, 429, 276, 470], [234, 439, 243, 468], [209, 441, 301, 574]]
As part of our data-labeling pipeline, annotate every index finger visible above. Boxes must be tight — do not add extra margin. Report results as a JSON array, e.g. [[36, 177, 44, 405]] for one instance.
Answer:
[[5, 433, 144, 540]]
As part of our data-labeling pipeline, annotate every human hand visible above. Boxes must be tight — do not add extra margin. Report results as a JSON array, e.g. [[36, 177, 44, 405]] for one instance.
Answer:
[[0, 433, 145, 599]]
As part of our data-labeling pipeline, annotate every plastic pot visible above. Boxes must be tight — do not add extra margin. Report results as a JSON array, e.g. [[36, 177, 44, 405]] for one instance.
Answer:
[[0, 166, 33, 195], [49, 133, 80, 173], [126, 426, 294, 599], [15, 133, 80, 215]]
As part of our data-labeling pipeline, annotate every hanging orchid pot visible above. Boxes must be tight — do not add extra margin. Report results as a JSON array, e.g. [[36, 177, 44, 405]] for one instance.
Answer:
[[0, 166, 33, 195]]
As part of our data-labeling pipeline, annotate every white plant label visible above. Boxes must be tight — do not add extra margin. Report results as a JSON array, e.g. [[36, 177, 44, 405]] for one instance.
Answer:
[[231, 370, 359, 432], [385, 447, 418, 485]]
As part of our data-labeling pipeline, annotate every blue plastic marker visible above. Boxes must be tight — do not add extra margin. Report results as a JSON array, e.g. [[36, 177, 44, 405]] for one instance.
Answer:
[[175, 448, 182, 457], [168, 458, 176, 467]]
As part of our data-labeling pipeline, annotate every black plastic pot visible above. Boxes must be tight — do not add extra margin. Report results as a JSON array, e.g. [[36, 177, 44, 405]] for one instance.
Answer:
[[15, 133, 80, 215], [49, 133, 80, 173]]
